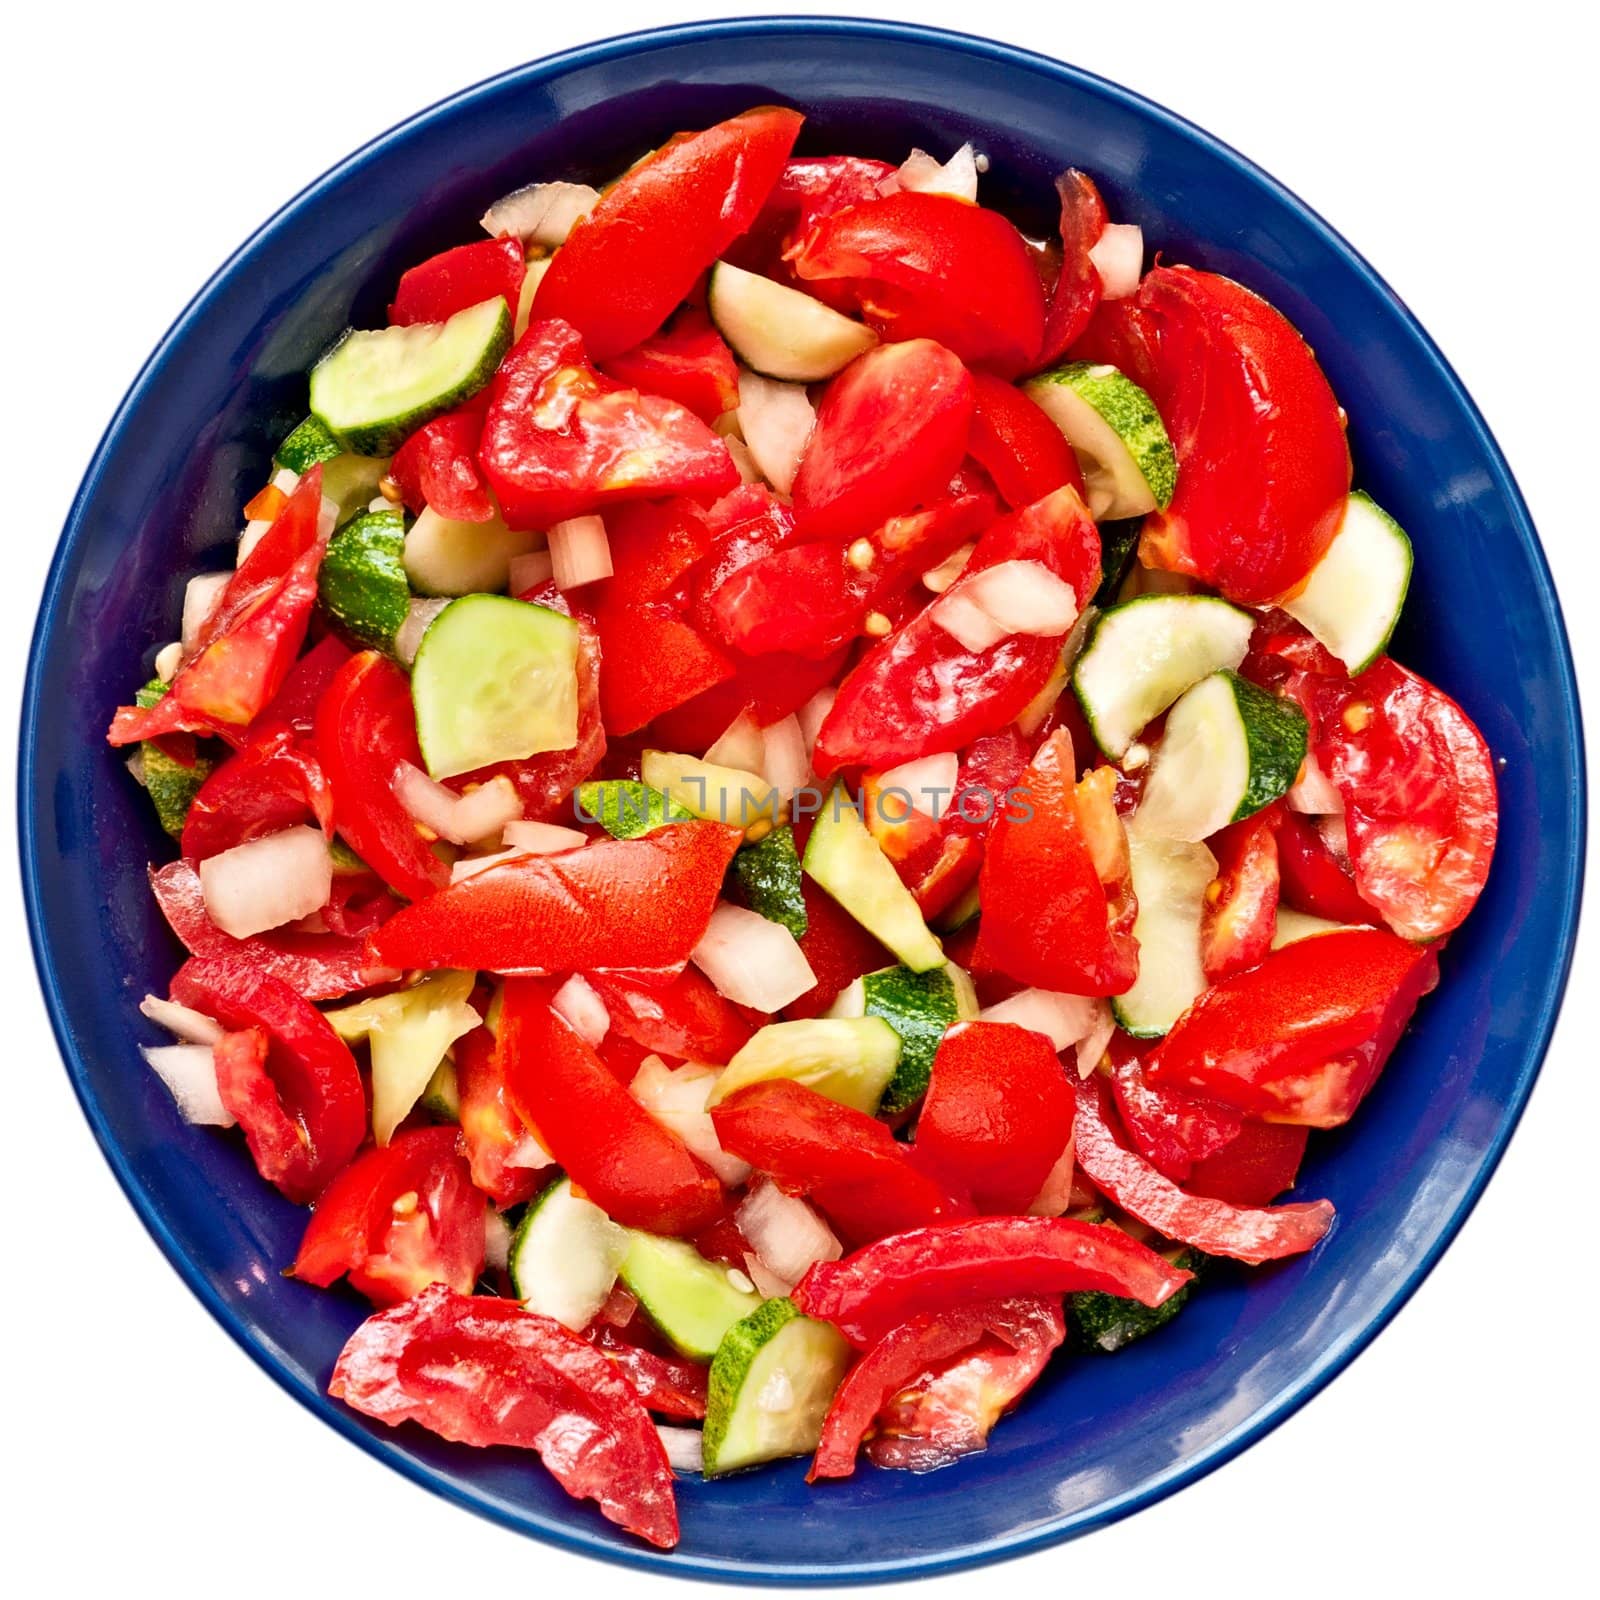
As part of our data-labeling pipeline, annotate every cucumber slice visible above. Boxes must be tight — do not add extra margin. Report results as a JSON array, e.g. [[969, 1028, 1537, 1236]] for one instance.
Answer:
[[640, 749, 780, 838], [802, 792, 944, 973], [319, 509, 410, 653], [619, 1234, 763, 1362], [861, 962, 974, 1115], [310, 297, 511, 456], [708, 262, 878, 382], [321, 453, 394, 524], [411, 595, 579, 780], [1112, 836, 1217, 1037], [1132, 670, 1307, 842], [274, 414, 342, 474], [1272, 907, 1360, 948], [420, 1057, 460, 1120], [1072, 595, 1255, 759], [707, 1017, 901, 1114], [510, 1177, 631, 1332], [730, 824, 808, 938], [702, 1297, 852, 1476], [1281, 492, 1413, 673], [132, 680, 213, 836], [574, 779, 692, 839], [1025, 362, 1177, 519], [1068, 1245, 1202, 1352], [403, 505, 541, 598], [1094, 518, 1144, 608]]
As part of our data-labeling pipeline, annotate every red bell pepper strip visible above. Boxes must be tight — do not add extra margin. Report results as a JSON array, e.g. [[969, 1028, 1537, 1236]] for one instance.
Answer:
[[388, 408, 496, 522], [1037, 169, 1109, 367], [965, 372, 1085, 508], [1275, 809, 1374, 926], [916, 1022, 1076, 1214], [1073, 1073, 1334, 1264], [790, 339, 975, 542], [598, 307, 741, 424], [725, 153, 895, 280], [1107, 1034, 1243, 1183], [973, 731, 1139, 995], [151, 860, 392, 1002], [179, 726, 333, 861], [453, 1024, 542, 1208], [793, 191, 1046, 378], [588, 968, 758, 1065], [810, 1295, 1060, 1479], [587, 1321, 709, 1420], [389, 236, 525, 327], [330, 1283, 678, 1549], [793, 1215, 1192, 1347], [478, 318, 738, 531], [367, 821, 742, 976], [533, 106, 804, 359], [172, 956, 366, 1202], [1199, 807, 1281, 980], [1184, 1119, 1310, 1208], [783, 877, 894, 1020], [293, 1126, 485, 1306], [314, 651, 450, 903], [710, 1080, 968, 1247], [498, 976, 725, 1235], [813, 484, 1100, 777], [245, 633, 351, 740], [1145, 927, 1438, 1127]]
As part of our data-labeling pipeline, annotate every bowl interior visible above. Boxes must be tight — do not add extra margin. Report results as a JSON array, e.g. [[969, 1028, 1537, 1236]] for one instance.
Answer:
[[21, 19, 1584, 1584]]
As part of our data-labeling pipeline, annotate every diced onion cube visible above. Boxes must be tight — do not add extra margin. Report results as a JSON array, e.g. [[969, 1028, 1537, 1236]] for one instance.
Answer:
[[140, 994, 223, 1045], [142, 1043, 234, 1127], [877, 752, 959, 818], [691, 903, 816, 1012], [198, 826, 331, 939], [1088, 223, 1145, 300], [736, 1179, 842, 1290], [631, 1057, 750, 1185], [548, 515, 612, 590], [552, 974, 609, 1047], [501, 820, 587, 854]]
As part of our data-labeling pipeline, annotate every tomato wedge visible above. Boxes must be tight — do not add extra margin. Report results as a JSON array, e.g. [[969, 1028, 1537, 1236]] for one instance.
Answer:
[[598, 307, 740, 424], [783, 877, 894, 1020], [330, 1284, 678, 1548], [294, 1126, 485, 1306], [725, 154, 895, 280], [588, 968, 758, 1065], [454, 1023, 543, 1208], [389, 407, 496, 522], [1184, 1119, 1310, 1208], [533, 106, 803, 359], [179, 725, 332, 861], [1038, 169, 1109, 367], [1275, 809, 1374, 926], [498, 976, 725, 1235], [965, 371, 1085, 508], [1199, 807, 1281, 980], [246, 633, 350, 739], [389, 236, 524, 327], [1107, 1034, 1243, 1183], [586, 1320, 709, 1420]]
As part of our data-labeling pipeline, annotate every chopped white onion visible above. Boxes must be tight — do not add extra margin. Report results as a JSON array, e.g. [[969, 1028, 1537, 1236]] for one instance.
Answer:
[[501, 820, 587, 854], [271, 468, 299, 495], [725, 435, 763, 485], [1288, 748, 1344, 815], [706, 709, 766, 772], [1027, 1135, 1077, 1217], [198, 826, 332, 939], [797, 688, 836, 758], [922, 541, 975, 594], [963, 560, 1081, 637], [980, 988, 1107, 1057], [894, 143, 980, 203], [394, 764, 521, 846], [553, 974, 609, 1047], [1072, 999, 1116, 1077], [548, 514, 612, 589], [933, 589, 1008, 652], [181, 572, 230, 652], [691, 903, 817, 1012], [736, 1179, 842, 1289], [742, 1251, 793, 1301], [656, 1425, 705, 1473], [452, 777, 525, 844], [877, 752, 960, 818], [483, 1209, 513, 1275], [1088, 223, 1145, 300], [630, 1057, 751, 1184], [761, 715, 810, 804], [142, 1044, 234, 1127], [317, 495, 340, 541], [238, 521, 272, 564], [140, 994, 223, 1045], [481, 181, 599, 248], [507, 548, 555, 595], [505, 1131, 556, 1170], [1320, 814, 1352, 862], [450, 847, 525, 884], [153, 641, 185, 684], [736, 369, 815, 496]]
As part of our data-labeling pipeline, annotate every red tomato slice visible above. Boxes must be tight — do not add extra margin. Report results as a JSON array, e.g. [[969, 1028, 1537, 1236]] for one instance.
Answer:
[[1147, 926, 1438, 1127], [1311, 658, 1498, 942], [725, 154, 895, 280], [1106, 1034, 1243, 1183], [782, 877, 894, 1021], [793, 191, 1046, 377], [172, 956, 366, 1201], [454, 1024, 543, 1208], [1199, 807, 1281, 980], [790, 339, 975, 542], [597, 307, 741, 424], [1185, 1119, 1310, 1208], [245, 634, 351, 739], [533, 106, 804, 359], [1275, 809, 1374, 925], [1072, 1074, 1334, 1265], [330, 1284, 678, 1548], [1037, 169, 1109, 367], [916, 1021, 1076, 1213], [966, 371, 1085, 508], [588, 968, 758, 1065], [710, 1080, 968, 1247], [388, 236, 525, 327], [647, 647, 847, 755], [180, 726, 332, 861], [294, 1126, 485, 1307], [478, 318, 737, 530], [499, 976, 725, 1235], [389, 408, 496, 522], [793, 1215, 1192, 1347], [314, 651, 450, 904], [586, 1320, 709, 1420]]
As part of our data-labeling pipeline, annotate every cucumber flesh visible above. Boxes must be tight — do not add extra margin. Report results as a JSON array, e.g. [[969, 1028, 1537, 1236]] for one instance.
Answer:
[[1272, 907, 1361, 948], [1281, 492, 1413, 673], [403, 505, 541, 597], [1112, 836, 1217, 1037], [509, 1177, 630, 1332], [310, 297, 511, 456], [319, 509, 410, 653], [707, 1017, 901, 1114], [708, 261, 877, 382], [1072, 594, 1254, 759], [410, 594, 579, 779], [1025, 362, 1177, 519], [321, 453, 394, 525], [618, 1233, 763, 1362], [1132, 670, 1307, 842], [640, 749, 779, 837], [702, 1298, 852, 1476]]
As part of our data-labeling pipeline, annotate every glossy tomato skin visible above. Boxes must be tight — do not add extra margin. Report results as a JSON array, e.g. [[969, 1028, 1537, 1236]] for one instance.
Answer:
[[586, 1320, 709, 1420], [246, 634, 350, 740], [965, 372, 1085, 508], [791, 339, 974, 542], [179, 725, 332, 861], [1184, 1118, 1309, 1208], [974, 731, 1138, 995], [1275, 809, 1374, 925], [498, 976, 725, 1235], [1113, 267, 1351, 604], [330, 1283, 678, 1548], [1147, 928, 1439, 1127], [294, 1126, 485, 1306], [1037, 169, 1109, 367], [589, 968, 758, 1065], [1106, 1033, 1243, 1183], [597, 307, 740, 424], [388, 235, 524, 327], [389, 408, 495, 522], [793, 191, 1046, 377], [1199, 807, 1282, 981], [916, 1021, 1076, 1213], [533, 106, 803, 359], [453, 1024, 543, 1207], [647, 646, 847, 755], [724, 154, 895, 280]]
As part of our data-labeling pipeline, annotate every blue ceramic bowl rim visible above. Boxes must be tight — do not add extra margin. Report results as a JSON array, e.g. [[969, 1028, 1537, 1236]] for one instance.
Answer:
[[19, 15, 1586, 1585]]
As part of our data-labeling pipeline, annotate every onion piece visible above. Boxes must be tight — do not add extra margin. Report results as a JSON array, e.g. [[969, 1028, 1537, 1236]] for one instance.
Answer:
[[736, 1179, 842, 1290], [394, 763, 521, 846], [507, 548, 554, 595], [736, 369, 815, 495], [894, 143, 980, 203], [1027, 1134, 1077, 1217], [394, 597, 450, 667], [922, 541, 975, 594], [797, 688, 836, 759], [706, 709, 766, 772], [140, 994, 224, 1045], [501, 820, 588, 854], [980, 988, 1107, 1057], [181, 573, 229, 652], [142, 1044, 234, 1127], [691, 903, 816, 1012], [656, 1425, 705, 1473], [450, 847, 525, 884], [877, 752, 959, 818], [725, 435, 762, 485], [630, 1057, 751, 1185], [548, 514, 612, 590], [963, 560, 1081, 636], [933, 589, 1007, 652], [1288, 748, 1344, 815], [483, 1210, 513, 1275], [198, 826, 332, 939], [553, 974, 609, 1047], [238, 521, 272, 564], [1072, 998, 1116, 1077], [761, 715, 810, 804], [153, 641, 185, 684], [481, 181, 599, 248], [1088, 223, 1145, 300], [742, 1251, 792, 1300], [505, 1131, 556, 1171]]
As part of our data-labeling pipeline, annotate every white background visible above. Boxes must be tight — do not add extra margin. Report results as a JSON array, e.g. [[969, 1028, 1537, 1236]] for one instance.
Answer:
[[2, 2, 1594, 1595]]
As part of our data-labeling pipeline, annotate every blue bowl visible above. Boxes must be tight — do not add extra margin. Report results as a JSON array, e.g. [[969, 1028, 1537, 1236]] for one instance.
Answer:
[[20, 18, 1585, 1584]]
